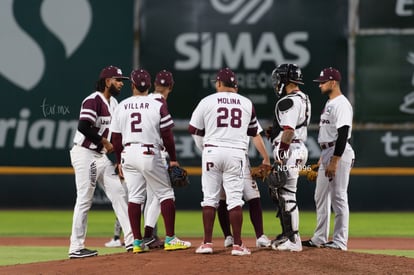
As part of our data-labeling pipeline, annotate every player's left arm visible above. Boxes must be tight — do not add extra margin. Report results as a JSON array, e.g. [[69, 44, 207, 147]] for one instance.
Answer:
[[325, 125, 349, 178], [161, 128, 179, 167], [160, 101, 179, 166]]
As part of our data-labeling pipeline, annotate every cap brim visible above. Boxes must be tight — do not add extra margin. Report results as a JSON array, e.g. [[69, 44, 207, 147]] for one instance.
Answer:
[[313, 78, 325, 82], [291, 80, 304, 85], [114, 76, 129, 80]]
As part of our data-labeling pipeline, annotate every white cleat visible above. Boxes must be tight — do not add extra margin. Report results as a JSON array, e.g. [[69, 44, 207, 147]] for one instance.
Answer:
[[272, 234, 302, 252], [105, 238, 123, 248], [256, 234, 271, 247], [224, 235, 234, 248], [195, 243, 213, 254], [231, 244, 251, 256]]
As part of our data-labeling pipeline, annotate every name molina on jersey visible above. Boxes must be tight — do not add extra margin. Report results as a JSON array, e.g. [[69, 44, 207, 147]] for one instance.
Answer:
[[123, 102, 150, 110], [217, 98, 241, 105]]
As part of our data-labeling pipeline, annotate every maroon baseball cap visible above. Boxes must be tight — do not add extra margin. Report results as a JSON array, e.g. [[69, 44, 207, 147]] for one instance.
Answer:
[[99, 65, 129, 79], [130, 69, 151, 91], [213, 67, 238, 88], [313, 67, 342, 82], [155, 70, 174, 86]]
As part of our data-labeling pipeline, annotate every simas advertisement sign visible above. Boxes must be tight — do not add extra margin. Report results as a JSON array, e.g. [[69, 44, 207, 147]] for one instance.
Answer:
[[138, 0, 348, 121], [0, 0, 134, 166]]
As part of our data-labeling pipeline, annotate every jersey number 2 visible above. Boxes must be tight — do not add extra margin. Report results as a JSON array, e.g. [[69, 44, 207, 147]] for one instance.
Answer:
[[130, 113, 142, 132]]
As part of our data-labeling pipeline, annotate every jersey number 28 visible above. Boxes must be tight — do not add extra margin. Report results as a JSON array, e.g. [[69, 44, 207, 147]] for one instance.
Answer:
[[217, 107, 242, 128]]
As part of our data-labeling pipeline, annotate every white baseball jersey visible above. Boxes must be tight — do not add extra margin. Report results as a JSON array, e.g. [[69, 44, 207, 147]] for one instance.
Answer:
[[73, 91, 117, 152], [273, 91, 310, 143], [110, 95, 173, 145], [148, 92, 164, 101], [318, 95, 353, 143], [189, 92, 259, 148]]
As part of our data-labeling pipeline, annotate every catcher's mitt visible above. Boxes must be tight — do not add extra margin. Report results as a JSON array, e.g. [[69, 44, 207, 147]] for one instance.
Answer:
[[250, 164, 272, 181], [168, 166, 190, 188], [264, 162, 289, 189]]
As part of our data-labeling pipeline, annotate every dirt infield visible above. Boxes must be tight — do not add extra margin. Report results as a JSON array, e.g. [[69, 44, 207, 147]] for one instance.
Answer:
[[1, 237, 414, 274]]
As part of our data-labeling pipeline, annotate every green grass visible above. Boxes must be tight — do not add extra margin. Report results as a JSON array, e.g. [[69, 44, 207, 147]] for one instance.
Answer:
[[1, 210, 413, 237], [0, 210, 413, 266]]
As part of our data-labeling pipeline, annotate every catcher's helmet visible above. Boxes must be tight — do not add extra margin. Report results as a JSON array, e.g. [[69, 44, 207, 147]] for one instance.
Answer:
[[272, 63, 304, 86], [271, 63, 304, 97]]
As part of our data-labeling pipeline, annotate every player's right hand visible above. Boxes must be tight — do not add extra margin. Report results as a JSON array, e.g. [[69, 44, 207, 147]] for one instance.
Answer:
[[102, 137, 114, 153]]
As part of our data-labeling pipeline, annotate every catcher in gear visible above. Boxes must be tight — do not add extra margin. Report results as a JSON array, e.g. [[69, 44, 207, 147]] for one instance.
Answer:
[[168, 166, 190, 188], [266, 64, 311, 252]]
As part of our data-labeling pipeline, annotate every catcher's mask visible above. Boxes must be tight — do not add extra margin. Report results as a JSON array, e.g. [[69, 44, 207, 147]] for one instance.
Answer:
[[271, 64, 304, 97]]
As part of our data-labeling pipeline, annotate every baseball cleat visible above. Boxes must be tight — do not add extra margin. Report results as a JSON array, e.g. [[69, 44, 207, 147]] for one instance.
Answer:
[[164, 236, 191, 251], [231, 244, 251, 256], [195, 242, 213, 254], [271, 234, 289, 247], [133, 239, 149, 253], [224, 235, 234, 248], [301, 239, 321, 248], [125, 243, 133, 252], [105, 238, 123, 248], [143, 236, 164, 249], [256, 235, 271, 247], [272, 234, 302, 252], [322, 241, 347, 251], [69, 248, 98, 259]]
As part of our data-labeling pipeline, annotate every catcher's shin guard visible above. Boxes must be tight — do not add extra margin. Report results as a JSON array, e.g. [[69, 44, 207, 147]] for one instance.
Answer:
[[277, 188, 298, 241]]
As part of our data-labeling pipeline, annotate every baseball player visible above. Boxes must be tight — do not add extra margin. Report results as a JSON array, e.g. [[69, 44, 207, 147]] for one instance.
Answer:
[[217, 124, 272, 248], [302, 67, 355, 251], [141, 69, 176, 248], [110, 68, 191, 253], [69, 65, 134, 259], [189, 67, 261, 256], [267, 63, 311, 252]]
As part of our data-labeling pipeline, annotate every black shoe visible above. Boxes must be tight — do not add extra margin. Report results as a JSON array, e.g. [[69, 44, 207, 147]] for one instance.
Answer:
[[322, 241, 346, 251], [143, 236, 156, 247], [125, 244, 133, 252], [143, 236, 164, 249], [271, 234, 289, 247], [69, 248, 98, 259], [302, 239, 321, 248]]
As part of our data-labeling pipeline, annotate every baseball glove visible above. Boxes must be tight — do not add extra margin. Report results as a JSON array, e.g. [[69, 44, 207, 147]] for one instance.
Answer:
[[299, 163, 319, 182], [250, 164, 272, 181], [168, 166, 190, 188], [264, 162, 288, 189]]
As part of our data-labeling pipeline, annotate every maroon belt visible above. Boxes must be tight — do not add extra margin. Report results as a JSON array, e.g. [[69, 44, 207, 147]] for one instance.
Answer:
[[320, 142, 335, 150], [124, 143, 154, 148]]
